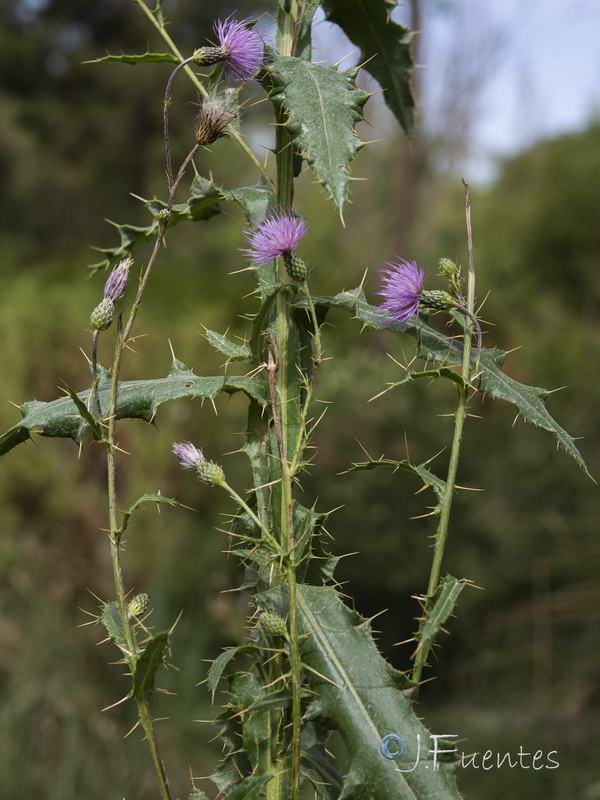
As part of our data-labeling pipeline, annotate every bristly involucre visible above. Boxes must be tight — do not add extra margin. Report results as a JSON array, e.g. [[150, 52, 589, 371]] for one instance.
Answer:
[[172, 441, 205, 471], [214, 15, 264, 84], [242, 210, 308, 266], [377, 258, 425, 325]]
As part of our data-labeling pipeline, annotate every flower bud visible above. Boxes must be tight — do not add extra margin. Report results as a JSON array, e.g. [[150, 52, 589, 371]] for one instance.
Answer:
[[193, 46, 225, 67], [104, 257, 132, 302], [128, 593, 150, 618], [156, 209, 172, 225], [437, 258, 457, 279], [195, 460, 226, 488], [172, 441, 226, 487], [259, 611, 288, 638], [90, 297, 115, 331], [283, 251, 308, 282], [419, 289, 455, 311]]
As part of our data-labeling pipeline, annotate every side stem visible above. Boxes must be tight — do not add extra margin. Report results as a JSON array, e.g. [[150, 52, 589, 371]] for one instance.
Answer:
[[412, 181, 476, 685]]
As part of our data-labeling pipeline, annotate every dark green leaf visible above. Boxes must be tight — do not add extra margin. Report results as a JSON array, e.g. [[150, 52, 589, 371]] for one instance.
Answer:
[[118, 492, 178, 540], [301, 722, 344, 800], [0, 359, 269, 456], [64, 385, 104, 441], [133, 631, 169, 698], [322, 0, 415, 136], [346, 457, 446, 514], [295, 4, 319, 62], [88, 52, 179, 65], [263, 584, 461, 799], [227, 775, 275, 800], [205, 330, 251, 362], [269, 55, 369, 210], [207, 645, 259, 699], [294, 289, 587, 470], [188, 175, 225, 219], [91, 182, 222, 272], [100, 601, 138, 661], [188, 788, 211, 800], [222, 180, 277, 289], [419, 575, 469, 648]]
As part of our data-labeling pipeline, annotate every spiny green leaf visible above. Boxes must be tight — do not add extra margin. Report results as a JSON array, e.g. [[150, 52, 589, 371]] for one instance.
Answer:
[[269, 55, 369, 210], [100, 601, 138, 661], [205, 330, 251, 362], [64, 385, 104, 441], [295, 4, 319, 62], [221, 179, 277, 224], [90, 179, 222, 272], [133, 631, 169, 698], [294, 289, 587, 470], [117, 492, 178, 541], [226, 775, 275, 800], [419, 575, 469, 648], [0, 360, 269, 456], [322, 0, 415, 136], [262, 584, 461, 799], [301, 722, 344, 800], [222, 180, 278, 289], [346, 457, 446, 514], [207, 645, 260, 699], [88, 52, 179, 65], [188, 788, 211, 800]]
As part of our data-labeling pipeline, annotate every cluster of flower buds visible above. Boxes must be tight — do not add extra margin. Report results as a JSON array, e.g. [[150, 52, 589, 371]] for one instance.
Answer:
[[90, 257, 132, 331], [172, 442, 225, 488]]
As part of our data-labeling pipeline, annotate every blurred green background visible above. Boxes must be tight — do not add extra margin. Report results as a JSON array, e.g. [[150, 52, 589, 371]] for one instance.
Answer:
[[1, 1, 598, 798]]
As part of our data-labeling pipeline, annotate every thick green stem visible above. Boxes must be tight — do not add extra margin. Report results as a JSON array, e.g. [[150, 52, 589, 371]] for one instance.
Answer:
[[272, 6, 303, 800], [412, 183, 476, 686]]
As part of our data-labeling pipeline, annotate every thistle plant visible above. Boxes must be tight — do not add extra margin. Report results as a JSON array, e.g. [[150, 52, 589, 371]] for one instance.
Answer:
[[0, 3, 588, 800]]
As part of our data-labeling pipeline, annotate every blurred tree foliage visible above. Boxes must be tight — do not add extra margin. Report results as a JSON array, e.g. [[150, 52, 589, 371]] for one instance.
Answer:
[[0, 2, 598, 799]]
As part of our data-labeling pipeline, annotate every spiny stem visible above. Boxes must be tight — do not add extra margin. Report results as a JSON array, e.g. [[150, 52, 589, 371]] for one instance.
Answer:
[[289, 284, 322, 477], [412, 181, 477, 686], [91, 329, 102, 419], [273, 5, 304, 799], [222, 481, 282, 555], [164, 56, 197, 189]]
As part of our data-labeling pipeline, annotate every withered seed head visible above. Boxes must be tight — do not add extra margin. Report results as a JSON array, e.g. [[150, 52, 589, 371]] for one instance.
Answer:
[[194, 96, 237, 146]]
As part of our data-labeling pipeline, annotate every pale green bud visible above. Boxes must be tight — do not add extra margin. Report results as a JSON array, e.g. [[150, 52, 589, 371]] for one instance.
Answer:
[[259, 611, 288, 638], [128, 592, 150, 618], [419, 289, 456, 311], [283, 251, 308, 282], [90, 297, 115, 331], [196, 460, 226, 488]]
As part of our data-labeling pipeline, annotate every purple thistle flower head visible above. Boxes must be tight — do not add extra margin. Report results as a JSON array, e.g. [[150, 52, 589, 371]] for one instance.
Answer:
[[104, 257, 132, 302], [377, 258, 425, 325], [172, 441, 206, 471], [214, 15, 264, 84], [242, 210, 308, 266]]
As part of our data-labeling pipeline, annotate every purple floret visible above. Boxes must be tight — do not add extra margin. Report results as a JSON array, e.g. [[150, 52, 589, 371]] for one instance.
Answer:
[[172, 441, 205, 471], [377, 258, 425, 325], [243, 210, 308, 266], [214, 15, 263, 84]]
